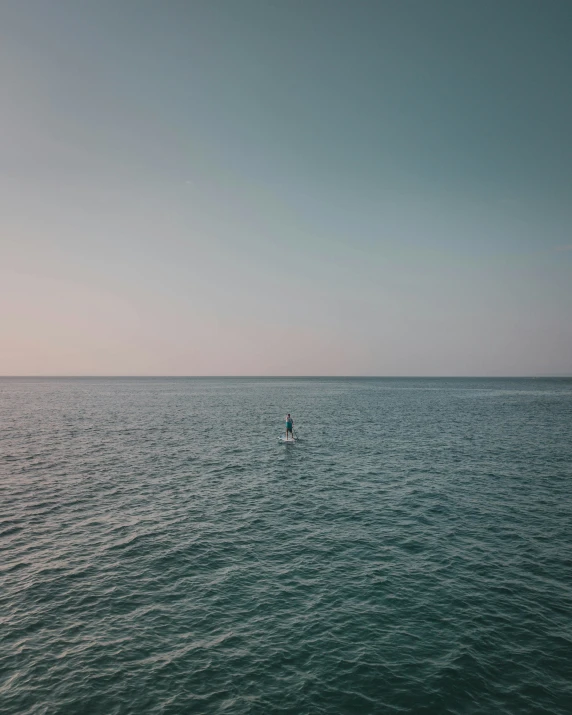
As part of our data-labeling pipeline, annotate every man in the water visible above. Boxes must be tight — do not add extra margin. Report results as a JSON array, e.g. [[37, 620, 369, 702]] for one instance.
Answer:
[[286, 413, 294, 440]]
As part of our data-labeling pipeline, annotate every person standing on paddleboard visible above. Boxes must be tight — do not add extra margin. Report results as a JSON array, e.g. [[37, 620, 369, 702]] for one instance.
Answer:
[[285, 414, 294, 440]]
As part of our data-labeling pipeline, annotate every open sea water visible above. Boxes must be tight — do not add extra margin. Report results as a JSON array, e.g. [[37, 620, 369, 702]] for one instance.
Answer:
[[1, 377, 571, 715]]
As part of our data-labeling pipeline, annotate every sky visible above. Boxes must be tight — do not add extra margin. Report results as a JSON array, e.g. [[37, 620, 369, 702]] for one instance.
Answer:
[[1, 0, 571, 376]]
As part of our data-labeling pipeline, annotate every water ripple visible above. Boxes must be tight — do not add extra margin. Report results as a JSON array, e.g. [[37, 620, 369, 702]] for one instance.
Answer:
[[1, 377, 571, 714]]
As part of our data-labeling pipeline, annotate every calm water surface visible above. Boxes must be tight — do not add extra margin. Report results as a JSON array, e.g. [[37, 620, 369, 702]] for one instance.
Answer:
[[1, 378, 571, 714]]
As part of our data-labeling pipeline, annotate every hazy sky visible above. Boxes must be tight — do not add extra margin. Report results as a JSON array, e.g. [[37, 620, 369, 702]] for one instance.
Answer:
[[1, 0, 571, 375]]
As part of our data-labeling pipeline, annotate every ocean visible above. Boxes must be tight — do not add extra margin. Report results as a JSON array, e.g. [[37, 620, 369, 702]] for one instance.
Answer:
[[1, 377, 571, 714]]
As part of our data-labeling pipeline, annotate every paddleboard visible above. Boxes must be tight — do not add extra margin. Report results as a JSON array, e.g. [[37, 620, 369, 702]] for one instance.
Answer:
[[278, 436, 296, 443]]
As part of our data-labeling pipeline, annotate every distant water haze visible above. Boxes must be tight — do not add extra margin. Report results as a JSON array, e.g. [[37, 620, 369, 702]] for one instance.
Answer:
[[1, 1, 571, 376]]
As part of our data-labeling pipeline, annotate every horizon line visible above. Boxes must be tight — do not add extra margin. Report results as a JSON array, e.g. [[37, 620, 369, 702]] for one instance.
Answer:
[[1, 375, 571, 379]]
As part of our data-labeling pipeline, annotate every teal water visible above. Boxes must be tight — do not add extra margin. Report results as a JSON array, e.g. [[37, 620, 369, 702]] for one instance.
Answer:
[[1, 377, 571, 714]]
